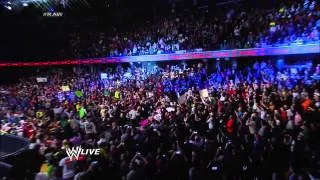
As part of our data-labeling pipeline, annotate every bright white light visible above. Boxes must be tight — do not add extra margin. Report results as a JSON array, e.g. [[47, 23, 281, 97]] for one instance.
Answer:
[[7, 2, 12, 4], [22, 3, 28, 6], [5, 5, 12, 10]]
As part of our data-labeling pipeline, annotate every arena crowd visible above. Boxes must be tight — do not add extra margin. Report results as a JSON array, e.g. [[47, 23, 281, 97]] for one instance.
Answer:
[[0, 59, 319, 180], [64, 0, 320, 58], [1, 0, 319, 61]]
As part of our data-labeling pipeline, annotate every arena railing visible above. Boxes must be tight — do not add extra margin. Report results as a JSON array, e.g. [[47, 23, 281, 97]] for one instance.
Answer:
[[0, 43, 319, 67]]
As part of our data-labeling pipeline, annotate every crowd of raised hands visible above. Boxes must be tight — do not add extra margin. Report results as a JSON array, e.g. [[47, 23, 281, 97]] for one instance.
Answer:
[[0, 59, 319, 179]]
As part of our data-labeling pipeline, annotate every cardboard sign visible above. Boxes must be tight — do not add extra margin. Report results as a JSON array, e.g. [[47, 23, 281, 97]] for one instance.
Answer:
[[166, 107, 175, 112], [114, 90, 121, 99], [100, 73, 107, 79], [199, 89, 209, 98], [75, 90, 83, 98], [36, 77, 47, 83], [61, 86, 70, 92], [79, 107, 86, 119], [36, 111, 44, 118]]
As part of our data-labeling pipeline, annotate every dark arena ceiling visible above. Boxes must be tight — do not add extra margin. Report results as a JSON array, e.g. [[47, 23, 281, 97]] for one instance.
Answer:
[[0, 0, 277, 14]]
